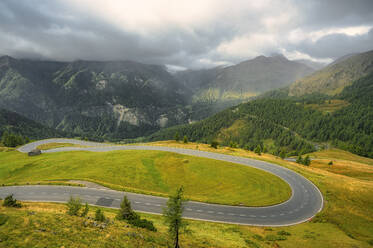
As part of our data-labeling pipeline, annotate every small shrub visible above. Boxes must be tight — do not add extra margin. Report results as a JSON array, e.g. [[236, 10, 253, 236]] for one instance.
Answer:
[[0, 214, 9, 226], [183, 135, 188, 144], [277, 230, 291, 236], [252, 234, 264, 241], [129, 217, 157, 232], [67, 196, 82, 216], [80, 203, 89, 217], [244, 239, 261, 248], [265, 235, 287, 241], [328, 161, 333, 166], [210, 140, 219, 149], [3, 194, 21, 208], [116, 196, 156, 231], [95, 209, 105, 222]]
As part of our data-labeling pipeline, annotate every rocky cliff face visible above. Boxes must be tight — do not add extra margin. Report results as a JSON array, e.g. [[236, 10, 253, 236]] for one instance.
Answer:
[[0, 57, 189, 140]]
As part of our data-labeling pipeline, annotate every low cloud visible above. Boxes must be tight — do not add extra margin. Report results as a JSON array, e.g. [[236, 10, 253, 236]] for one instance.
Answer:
[[0, 0, 372, 69]]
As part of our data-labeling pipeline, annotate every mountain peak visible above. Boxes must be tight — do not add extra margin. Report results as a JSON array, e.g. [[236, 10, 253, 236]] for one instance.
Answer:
[[0, 55, 16, 62], [250, 54, 289, 63], [289, 49, 373, 96], [270, 53, 288, 60]]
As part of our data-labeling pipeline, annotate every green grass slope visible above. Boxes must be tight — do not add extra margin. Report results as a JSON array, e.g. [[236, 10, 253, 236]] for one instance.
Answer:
[[289, 50, 373, 96], [2, 202, 370, 248], [1, 142, 373, 247], [0, 149, 291, 206]]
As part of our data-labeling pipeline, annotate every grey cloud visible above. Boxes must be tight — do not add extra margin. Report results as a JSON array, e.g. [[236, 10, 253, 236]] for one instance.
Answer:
[[295, 0, 373, 29], [289, 28, 373, 59], [0, 0, 373, 69]]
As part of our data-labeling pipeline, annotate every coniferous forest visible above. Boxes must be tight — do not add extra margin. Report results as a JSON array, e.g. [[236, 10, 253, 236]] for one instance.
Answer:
[[149, 73, 373, 158]]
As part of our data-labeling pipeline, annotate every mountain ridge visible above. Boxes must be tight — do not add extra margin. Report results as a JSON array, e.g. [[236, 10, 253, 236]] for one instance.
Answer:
[[176, 54, 315, 103], [288, 50, 373, 96]]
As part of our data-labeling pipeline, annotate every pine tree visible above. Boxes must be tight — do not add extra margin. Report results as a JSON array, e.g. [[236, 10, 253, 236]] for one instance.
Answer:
[[95, 209, 105, 222], [66, 196, 82, 216], [81, 203, 89, 217], [117, 196, 136, 220], [164, 187, 187, 248], [296, 155, 303, 164], [174, 132, 180, 142], [254, 145, 261, 155], [304, 155, 311, 166]]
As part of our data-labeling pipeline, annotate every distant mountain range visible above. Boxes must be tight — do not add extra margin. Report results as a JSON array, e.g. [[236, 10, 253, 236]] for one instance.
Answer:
[[1, 49, 372, 159], [149, 71, 373, 158], [0, 54, 319, 140], [149, 50, 373, 158], [176, 54, 316, 102], [0, 56, 190, 140]]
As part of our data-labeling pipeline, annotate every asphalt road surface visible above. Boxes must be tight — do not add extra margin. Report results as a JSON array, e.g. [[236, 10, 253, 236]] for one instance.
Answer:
[[0, 138, 323, 226]]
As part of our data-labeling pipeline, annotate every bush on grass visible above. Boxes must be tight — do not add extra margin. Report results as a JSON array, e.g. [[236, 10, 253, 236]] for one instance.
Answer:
[[2, 194, 21, 208]]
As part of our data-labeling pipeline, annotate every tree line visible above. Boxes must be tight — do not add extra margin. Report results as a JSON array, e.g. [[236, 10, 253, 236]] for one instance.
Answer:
[[148, 72, 373, 158]]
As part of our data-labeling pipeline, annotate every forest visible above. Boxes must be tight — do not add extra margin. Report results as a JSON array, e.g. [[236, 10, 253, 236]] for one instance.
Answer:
[[148, 73, 373, 158]]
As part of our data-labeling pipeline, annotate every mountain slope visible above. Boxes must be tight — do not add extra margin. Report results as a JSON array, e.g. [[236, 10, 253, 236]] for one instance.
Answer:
[[0, 109, 64, 139], [0, 56, 189, 140], [178, 54, 314, 102], [289, 50, 373, 96], [149, 72, 373, 158], [294, 59, 326, 71]]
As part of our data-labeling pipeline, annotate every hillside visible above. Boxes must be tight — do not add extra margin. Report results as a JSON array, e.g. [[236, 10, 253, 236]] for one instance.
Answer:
[[0, 56, 190, 140], [149, 72, 373, 158], [176, 54, 314, 102], [289, 50, 373, 96], [0, 109, 64, 140]]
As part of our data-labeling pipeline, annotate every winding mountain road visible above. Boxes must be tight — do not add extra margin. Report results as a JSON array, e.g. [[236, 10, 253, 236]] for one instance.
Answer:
[[0, 139, 323, 226]]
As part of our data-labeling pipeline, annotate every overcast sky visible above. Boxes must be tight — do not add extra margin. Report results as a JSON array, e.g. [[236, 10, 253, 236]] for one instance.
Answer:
[[1, 0, 373, 69]]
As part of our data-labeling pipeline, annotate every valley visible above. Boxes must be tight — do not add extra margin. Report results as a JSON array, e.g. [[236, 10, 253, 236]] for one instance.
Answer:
[[1, 139, 372, 247], [0, 5, 373, 246]]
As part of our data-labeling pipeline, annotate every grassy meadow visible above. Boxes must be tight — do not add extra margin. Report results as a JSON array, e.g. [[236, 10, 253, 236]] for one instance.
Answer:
[[0, 201, 369, 248], [1, 140, 373, 247], [0, 149, 291, 206], [146, 141, 373, 246], [36, 142, 84, 150], [305, 99, 350, 113]]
